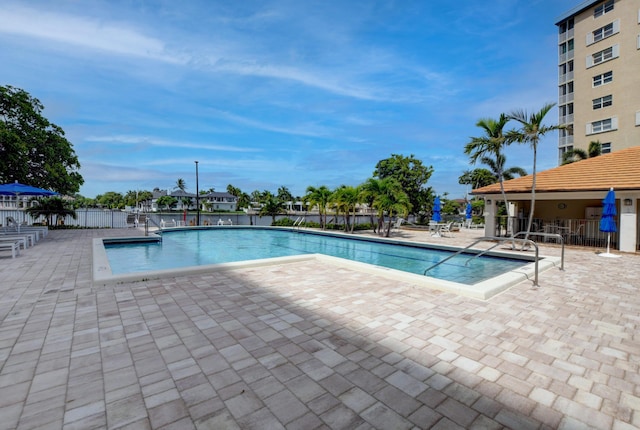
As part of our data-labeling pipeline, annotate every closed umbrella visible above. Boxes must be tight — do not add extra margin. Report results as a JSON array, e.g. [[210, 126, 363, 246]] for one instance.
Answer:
[[432, 197, 442, 222], [598, 187, 619, 258], [465, 202, 472, 227]]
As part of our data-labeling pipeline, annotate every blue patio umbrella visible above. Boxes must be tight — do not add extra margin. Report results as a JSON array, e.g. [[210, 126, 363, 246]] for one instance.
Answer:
[[465, 202, 472, 220], [0, 181, 58, 196], [432, 196, 442, 222], [0, 181, 58, 229], [598, 187, 619, 257]]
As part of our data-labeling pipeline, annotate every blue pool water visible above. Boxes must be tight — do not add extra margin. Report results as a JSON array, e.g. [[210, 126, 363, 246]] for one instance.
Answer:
[[104, 228, 529, 285]]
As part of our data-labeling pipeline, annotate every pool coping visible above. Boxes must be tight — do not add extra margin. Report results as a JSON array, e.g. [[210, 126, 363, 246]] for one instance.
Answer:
[[92, 228, 561, 300]]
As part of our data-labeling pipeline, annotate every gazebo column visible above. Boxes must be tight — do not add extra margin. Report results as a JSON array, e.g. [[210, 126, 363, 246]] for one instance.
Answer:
[[483, 197, 496, 237], [619, 195, 637, 253]]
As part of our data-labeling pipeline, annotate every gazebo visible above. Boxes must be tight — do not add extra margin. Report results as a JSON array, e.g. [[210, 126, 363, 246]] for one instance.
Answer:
[[471, 146, 640, 253]]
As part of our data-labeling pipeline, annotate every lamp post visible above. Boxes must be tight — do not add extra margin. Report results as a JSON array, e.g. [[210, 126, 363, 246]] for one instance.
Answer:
[[195, 161, 200, 226]]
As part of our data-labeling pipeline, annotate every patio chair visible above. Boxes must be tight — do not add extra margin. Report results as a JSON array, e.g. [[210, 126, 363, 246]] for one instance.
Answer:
[[439, 222, 455, 237], [568, 224, 584, 245], [391, 218, 404, 232], [126, 213, 137, 228]]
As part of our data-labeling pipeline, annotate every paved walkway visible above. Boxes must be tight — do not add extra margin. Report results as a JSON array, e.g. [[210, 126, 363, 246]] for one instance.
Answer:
[[0, 227, 638, 429]]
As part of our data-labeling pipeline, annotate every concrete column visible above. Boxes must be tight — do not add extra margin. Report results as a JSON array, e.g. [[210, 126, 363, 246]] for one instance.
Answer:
[[483, 198, 496, 237], [619, 195, 637, 253]]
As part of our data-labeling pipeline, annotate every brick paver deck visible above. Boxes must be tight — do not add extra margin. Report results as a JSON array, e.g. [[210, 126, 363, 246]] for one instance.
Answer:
[[0, 228, 638, 429]]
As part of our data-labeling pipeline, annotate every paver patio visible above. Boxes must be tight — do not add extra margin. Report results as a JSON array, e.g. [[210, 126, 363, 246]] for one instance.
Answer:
[[0, 227, 638, 429]]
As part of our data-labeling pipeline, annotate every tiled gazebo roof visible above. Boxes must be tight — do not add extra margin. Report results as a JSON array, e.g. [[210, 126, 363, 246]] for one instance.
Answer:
[[472, 146, 640, 195]]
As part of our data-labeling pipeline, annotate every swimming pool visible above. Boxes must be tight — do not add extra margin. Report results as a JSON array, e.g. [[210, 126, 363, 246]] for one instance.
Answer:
[[95, 228, 558, 298]]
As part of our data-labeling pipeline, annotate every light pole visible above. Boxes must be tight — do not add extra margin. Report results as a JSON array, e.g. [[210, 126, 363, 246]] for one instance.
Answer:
[[195, 161, 200, 226]]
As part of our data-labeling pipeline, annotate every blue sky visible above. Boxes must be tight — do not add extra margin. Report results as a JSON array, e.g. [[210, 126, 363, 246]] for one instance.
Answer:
[[1, 0, 577, 199]]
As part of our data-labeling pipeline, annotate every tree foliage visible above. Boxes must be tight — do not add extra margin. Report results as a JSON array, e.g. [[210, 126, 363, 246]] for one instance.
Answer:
[[458, 169, 496, 190], [562, 140, 602, 165], [259, 195, 286, 224], [0, 85, 83, 194], [25, 197, 77, 226], [373, 154, 432, 215]]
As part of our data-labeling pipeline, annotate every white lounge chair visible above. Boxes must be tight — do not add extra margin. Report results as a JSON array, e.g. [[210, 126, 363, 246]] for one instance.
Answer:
[[439, 222, 455, 237], [0, 239, 20, 258]]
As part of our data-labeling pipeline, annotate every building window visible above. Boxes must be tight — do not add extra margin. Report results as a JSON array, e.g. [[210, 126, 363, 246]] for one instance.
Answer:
[[636, 111, 640, 126], [601, 142, 611, 153], [587, 45, 619, 67], [588, 20, 619, 44], [593, 71, 613, 86], [594, 0, 614, 18], [593, 95, 613, 109], [587, 117, 617, 134]]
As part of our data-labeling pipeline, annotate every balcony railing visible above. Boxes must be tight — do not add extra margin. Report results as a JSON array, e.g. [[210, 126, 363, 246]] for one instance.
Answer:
[[558, 28, 574, 43]]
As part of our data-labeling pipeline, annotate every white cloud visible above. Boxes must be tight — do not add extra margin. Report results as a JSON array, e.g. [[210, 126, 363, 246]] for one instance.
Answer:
[[0, 4, 186, 64], [84, 135, 260, 152]]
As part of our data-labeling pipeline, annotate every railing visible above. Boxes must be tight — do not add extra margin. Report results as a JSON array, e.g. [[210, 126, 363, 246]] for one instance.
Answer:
[[514, 232, 565, 271], [292, 216, 306, 231], [145, 217, 162, 236], [497, 217, 617, 250], [423, 236, 541, 286]]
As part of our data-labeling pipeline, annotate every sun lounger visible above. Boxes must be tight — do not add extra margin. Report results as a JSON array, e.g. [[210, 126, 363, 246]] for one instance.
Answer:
[[0, 232, 36, 247], [0, 240, 20, 258], [0, 236, 28, 250]]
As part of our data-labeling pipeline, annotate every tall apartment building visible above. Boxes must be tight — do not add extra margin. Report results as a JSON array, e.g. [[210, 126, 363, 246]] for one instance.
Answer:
[[556, 0, 640, 163]]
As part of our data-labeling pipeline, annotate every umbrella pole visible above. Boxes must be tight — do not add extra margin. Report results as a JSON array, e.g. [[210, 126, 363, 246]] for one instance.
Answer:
[[606, 233, 611, 254]]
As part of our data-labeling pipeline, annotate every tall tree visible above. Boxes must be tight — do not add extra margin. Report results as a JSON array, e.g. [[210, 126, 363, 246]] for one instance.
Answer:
[[373, 154, 433, 216], [304, 185, 333, 229], [464, 114, 513, 228], [507, 103, 565, 240], [370, 177, 411, 237], [0, 85, 83, 194], [226, 184, 250, 210], [277, 186, 293, 203], [458, 168, 497, 191], [331, 185, 361, 233], [175, 178, 187, 192], [259, 195, 286, 224]]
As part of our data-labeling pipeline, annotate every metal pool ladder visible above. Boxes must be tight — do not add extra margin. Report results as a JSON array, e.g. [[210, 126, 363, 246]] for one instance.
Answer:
[[423, 236, 541, 286]]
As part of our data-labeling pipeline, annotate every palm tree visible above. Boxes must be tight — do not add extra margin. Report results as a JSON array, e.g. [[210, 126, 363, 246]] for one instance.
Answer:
[[259, 196, 286, 224], [360, 178, 385, 233], [481, 154, 527, 181], [304, 185, 332, 229], [25, 197, 76, 226], [562, 140, 602, 164], [331, 185, 361, 233], [507, 102, 565, 241], [465, 114, 513, 230], [368, 178, 411, 237], [175, 178, 187, 192]]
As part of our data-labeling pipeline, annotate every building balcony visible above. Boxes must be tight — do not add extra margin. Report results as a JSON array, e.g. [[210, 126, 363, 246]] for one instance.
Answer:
[[559, 114, 574, 124], [558, 28, 574, 43], [558, 93, 574, 104], [558, 50, 574, 64], [558, 71, 574, 84], [559, 135, 575, 146]]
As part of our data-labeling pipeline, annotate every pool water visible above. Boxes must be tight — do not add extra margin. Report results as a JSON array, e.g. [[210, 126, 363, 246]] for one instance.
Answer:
[[104, 228, 528, 285]]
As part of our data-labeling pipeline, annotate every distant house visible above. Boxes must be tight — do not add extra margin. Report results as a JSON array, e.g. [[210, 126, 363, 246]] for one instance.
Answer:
[[472, 146, 640, 253], [201, 191, 238, 212]]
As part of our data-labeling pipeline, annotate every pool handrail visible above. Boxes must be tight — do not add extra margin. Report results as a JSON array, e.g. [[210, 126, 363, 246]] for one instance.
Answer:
[[145, 216, 162, 236], [513, 231, 565, 271], [423, 236, 541, 287]]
